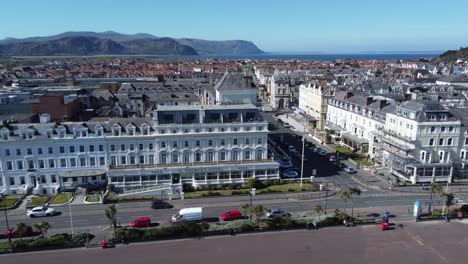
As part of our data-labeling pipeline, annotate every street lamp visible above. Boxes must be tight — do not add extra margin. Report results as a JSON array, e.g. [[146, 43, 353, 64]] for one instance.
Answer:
[[300, 119, 306, 188], [3, 205, 11, 244], [249, 188, 256, 220], [68, 202, 74, 237]]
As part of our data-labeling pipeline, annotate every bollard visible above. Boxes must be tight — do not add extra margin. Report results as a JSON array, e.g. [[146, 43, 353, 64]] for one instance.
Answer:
[[101, 240, 107, 249]]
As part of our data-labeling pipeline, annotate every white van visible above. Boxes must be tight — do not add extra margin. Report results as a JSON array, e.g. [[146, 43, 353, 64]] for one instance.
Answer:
[[171, 207, 203, 223]]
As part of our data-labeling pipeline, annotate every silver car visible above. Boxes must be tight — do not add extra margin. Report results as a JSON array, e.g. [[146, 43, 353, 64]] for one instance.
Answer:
[[266, 208, 291, 218], [27, 206, 55, 217]]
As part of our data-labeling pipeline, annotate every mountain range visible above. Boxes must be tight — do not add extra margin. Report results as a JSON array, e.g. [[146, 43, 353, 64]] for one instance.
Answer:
[[0, 31, 263, 56]]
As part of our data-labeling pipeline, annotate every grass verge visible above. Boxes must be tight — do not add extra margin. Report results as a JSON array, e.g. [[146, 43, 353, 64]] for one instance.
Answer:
[[49, 193, 73, 205]]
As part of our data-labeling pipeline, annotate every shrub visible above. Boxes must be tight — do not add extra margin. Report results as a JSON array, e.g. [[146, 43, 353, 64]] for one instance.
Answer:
[[460, 204, 468, 213], [228, 184, 239, 190], [107, 184, 115, 192], [232, 190, 249, 195], [238, 222, 258, 232], [320, 216, 341, 226], [183, 184, 195, 193], [115, 228, 143, 241]]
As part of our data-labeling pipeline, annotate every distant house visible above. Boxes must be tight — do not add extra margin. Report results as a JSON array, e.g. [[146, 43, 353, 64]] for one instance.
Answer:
[[214, 72, 258, 106]]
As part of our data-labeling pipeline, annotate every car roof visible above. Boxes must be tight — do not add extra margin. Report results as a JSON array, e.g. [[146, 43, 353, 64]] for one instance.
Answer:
[[32, 206, 45, 210], [228, 210, 241, 214]]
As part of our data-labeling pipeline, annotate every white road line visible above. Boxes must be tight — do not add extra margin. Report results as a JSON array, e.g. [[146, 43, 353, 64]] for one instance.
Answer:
[[358, 186, 368, 192], [430, 247, 448, 262]]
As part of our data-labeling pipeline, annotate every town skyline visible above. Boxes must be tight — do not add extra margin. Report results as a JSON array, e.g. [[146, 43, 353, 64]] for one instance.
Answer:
[[2, 0, 467, 53]]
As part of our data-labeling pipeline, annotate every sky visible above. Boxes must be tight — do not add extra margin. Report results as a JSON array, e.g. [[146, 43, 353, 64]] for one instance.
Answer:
[[1, 0, 468, 53]]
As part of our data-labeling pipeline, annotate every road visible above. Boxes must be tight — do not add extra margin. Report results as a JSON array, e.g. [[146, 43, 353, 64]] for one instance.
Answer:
[[2, 221, 467, 264]]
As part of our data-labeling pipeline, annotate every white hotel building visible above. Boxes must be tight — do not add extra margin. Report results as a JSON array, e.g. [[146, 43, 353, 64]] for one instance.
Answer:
[[0, 104, 279, 195]]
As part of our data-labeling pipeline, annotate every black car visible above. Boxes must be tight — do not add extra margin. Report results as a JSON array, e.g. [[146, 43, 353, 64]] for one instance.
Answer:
[[151, 200, 173, 209]]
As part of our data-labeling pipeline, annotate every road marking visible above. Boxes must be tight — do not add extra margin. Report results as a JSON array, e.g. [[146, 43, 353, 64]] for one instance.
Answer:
[[430, 247, 448, 262], [65, 220, 89, 223], [412, 234, 424, 246], [358, 186, 367, 192]]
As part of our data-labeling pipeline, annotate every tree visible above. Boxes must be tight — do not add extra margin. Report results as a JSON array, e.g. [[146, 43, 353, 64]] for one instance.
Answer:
[[349, 187, 362, 218], [444, 193, 454, 216], [429, 182, 443, 213], [15, 222, 28, 241], [240, 203, 251, 219], [340, 191, 352, 214], [105, 205, 117, 236], [252, 205, 265, 222], [247, 178, 257, 190], [314, 205, 324, 221], [33, 220, 50, 238]]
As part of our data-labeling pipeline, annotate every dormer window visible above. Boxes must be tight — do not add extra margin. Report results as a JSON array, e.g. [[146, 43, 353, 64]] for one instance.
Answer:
[[112, 126, 121, 136], [127, 127, 135, 136], [81, 131, 87, 137], [440, 115, 447, 121], [1, 132, 8, 140], [141, 125, 149, 135], [75, 131, 80, 138], [95, 125, 103, 137]]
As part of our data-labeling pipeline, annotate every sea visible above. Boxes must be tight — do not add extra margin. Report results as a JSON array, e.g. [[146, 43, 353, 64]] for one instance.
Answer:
[[155, 53, 440, 61]]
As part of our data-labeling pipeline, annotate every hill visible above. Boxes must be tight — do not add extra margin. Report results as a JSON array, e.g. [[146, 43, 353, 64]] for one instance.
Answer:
[[0, 36, 198, 56], [439, 47, 468, 61], [0, 31, 263, 55]]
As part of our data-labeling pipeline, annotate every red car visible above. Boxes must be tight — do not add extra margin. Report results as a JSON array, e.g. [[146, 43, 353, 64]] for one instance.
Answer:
[[4, 226, 33, 238], [221, 210, 242, 221], [131, 217, 151, 228]]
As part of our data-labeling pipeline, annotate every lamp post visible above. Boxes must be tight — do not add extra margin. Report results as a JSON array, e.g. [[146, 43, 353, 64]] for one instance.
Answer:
[[68, 202, 74, 237], [249, 188, 256, 220], [300, 119, 306, 188], [3, 205, 11, 244]]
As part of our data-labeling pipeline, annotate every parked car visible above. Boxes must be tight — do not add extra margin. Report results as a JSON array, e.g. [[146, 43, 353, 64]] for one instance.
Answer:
[[4, 226, 33, 238], [221, 210, 243, 221], [131, 217, 152, 228], [281, 170, 299, 178], [266, 208, 291, 218], [288, 145, 296, 151], [282, 167, 299, 173], [172, 207, 203, 223], [345, 167, 356, 174], [27, 206, 55, 217], [329, 156, 337, 162], [318, 150, 327, 156], [151, 200, 173, 209], [279, 162, 293, 169]]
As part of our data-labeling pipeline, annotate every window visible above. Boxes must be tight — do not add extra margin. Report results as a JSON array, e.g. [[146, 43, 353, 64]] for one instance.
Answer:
[[206, 152, 213, 162], [49, 159, 55, 168], [5, 149, 10, 156], [16, 149, 21, 156], [139, 155, 145, 164], [130, 144, 135, 151], [447, 138, 453, 146], [430, 127, 436, 133], [99, 144, 104, 152], [148, 155, 154, 164], [220, 151, 226, 161], [38, 160, 45, 169], [232, 151, 238, 161], [112, 127, 120, 136], [208, 140, 213, 146], [208, 128, 213, 132], [70, 158, 76, 167], [120, 156, 127, 165], [160, 129, 166, 134], [441, 126, 446, 132], [233, 139, 238, 145], [99, 157, 106, 166], [110, 144, 116, 151], [51, 175, 57, 183], [246, 127, 251, 131], [110, 156, 116, 166], [161, 141, 166, 148], [89, 145, 95, 152], [48, 147, 53, 154], [183, 153, 190, 163], [245, 150, 251, 160], [17, 160, 24, 170], [27, 160, 34, 169], [220, 139, 225, 146], [139, 144, 144, 150], [245, 138, 250, 145], [429, 138, 434, 146], [256, 150, 263, 160], [142, 127, 149, 135], [184, 141, 189, 148], [160, 153, 167, 164], [79, 145, 85, 152], [149, 143, 154, 150], [258, 138, 263, 145], [172, 141, 177, 148], [439, 138, 444, 146], [172, 153, 178, 163], [37, 148, 43, 155], [121, 144, 126, 151], [80, 157, 86, 167], [90, 157, 96, 166], [130, 156, 136, 165], [461, 151, 466, 160], [465, 137, 468, 145], [69, 146, 75, 153], [195, 140, 200, 147], [449, 126, 454, 132], [96, 129, 103, 137], [195, 152, 201, 162], [6, 161, 13, 170], [27, 148, 32, 155], [60, 158, 67, 167]]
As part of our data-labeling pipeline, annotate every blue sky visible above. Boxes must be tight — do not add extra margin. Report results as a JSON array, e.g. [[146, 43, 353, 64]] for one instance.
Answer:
[[2, 0, 467, 53]]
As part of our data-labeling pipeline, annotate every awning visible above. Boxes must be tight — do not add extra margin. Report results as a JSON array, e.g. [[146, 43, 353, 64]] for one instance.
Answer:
[[341, 132, 369, 144], [325, 122, 344, 132], [58, 169, 107, 178]]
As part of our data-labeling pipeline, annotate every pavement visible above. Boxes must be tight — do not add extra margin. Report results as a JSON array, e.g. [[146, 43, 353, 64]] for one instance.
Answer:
[[2, 221, 468, 264]]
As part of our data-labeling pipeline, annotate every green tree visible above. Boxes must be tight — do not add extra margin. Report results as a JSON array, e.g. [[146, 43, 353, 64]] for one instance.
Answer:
[[105, 205, 117, 236], [240, 204, 251, 219], [252, 205, 265, 222], [247, 178, 257, 189], [15, 222, 28, 241], [429, 182, 443, 213], [349, 187, 362, 218], [314, 205, 324, 221], [340, 191, 352, 214], [33, 220, 50, 238], [444, 193, 454, 216]]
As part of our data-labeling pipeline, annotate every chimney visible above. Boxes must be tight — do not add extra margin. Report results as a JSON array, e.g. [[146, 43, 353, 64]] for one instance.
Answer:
[[366, 96, 373, 106], [379, 100, 387, 109]]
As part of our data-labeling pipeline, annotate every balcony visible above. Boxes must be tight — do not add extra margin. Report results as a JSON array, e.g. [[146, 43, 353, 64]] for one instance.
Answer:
[[109, 159, 278, 170], [380, 133, 415, 151], [381, 143, 414, 159]]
